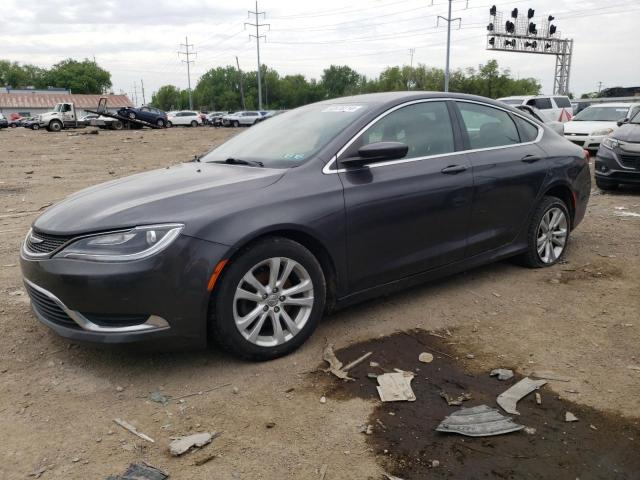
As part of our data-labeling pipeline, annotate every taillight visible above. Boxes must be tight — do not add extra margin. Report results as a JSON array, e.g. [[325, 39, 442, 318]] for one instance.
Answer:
[[582, 149, 590, 163]]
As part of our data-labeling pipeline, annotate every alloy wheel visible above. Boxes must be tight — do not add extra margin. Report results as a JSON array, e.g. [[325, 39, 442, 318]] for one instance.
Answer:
[[536, 207, 568, 264], [233, 257, 314, 347]]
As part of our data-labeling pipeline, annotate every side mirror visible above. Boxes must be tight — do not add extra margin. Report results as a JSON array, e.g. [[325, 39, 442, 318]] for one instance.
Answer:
[[617, 118, 628, 127], [340, 142, 409, 168]]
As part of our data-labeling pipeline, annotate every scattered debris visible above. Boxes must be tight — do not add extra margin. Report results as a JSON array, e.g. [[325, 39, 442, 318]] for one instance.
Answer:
[[169, 432, 217, 456], [367, 373, 379, 379], [29, 466, 48, 478], [194, 453, 217, 466], [383, 473, 405, 480], [319, 464, 328, 480], [418, 352, 434, 363], [431, 460, 440, 468], [497, 377, 547, 415], [439, 391, 472, 406], [266, 422, 276, 429], [150, 391, 169, 406], [535, 392, 542, 405], [369, 361, 380, 368], [376, 371, 416, 402], [172, 383, 231, 400], [466, 353, 475, 359], [524, 426, 537, 435], [565, 412, 578, 422], [232, 387, 239, 394], [320, 395, 327, 404], [490, 368, 514, 381], [358, 424, 374, 435], [436, 404, 525, 437], [322, 344, 372, 380], [115, 386, 124, 392], [590, 424, 598, 430], [106, 462, 168, 480], [627, 365, 640, 372], [113, 418, 155, 443]]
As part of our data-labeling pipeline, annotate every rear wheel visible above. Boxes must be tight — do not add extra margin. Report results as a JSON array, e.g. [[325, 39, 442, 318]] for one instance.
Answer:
[[166, 121, 173, 128], [232, 120, 239, 128], [32, 124, 40, 130], [595, 177, 619, 191], [128, 112, 136, 120], [210, 237, 326, 360], [518, 196, 570, 268], [111, 121, 124, 130], [156, 118, 166, 127], [191, 120, 198, 127]]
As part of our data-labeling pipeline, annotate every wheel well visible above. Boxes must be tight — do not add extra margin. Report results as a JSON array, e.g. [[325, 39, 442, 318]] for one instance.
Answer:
[[227, 230, 338, 311], [544, 185, 575, 228]]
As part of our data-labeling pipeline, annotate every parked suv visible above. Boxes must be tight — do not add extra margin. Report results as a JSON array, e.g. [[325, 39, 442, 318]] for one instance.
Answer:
[[595, 109, 640, 190], [498, 95, 573, 123], [167, 111, 203, 127], [117, 106, 168, 127], [223, 111, 263, 127]]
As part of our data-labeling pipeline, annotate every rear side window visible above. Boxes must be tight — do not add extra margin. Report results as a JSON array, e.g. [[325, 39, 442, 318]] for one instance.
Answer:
[[343, 101, 455, 160], [513, 115, 539, 142], [527, 98, 553, 110], [553, 97, 572, 108], [457, 102, 519, 149]]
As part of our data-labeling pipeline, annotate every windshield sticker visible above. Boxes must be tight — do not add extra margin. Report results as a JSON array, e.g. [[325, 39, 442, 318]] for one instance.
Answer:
[[283, 153, 306, 160], [322, 105, 363, 113], [615, 108, 628, 112]]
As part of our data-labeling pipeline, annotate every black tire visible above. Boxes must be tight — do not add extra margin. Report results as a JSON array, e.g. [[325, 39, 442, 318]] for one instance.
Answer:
[[156, 118, 166, 128], [111, 121, 124, 131], [32, 124, 39, 130], [232, 120, 239, 128], [595, 177, 619, 191], [191, 120, 198, 127], [128, 112, 136, 120], [48, 120, 62, 132], [166, 121, 173, 128], [210, 237, 326, 361], [517, 196, 571, 268]]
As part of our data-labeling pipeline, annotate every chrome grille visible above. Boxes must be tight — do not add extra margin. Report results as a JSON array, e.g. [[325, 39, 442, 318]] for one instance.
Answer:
[[619, 154, 640, 170], [24, 283, 79, 329], [25, 230, 73, 255]]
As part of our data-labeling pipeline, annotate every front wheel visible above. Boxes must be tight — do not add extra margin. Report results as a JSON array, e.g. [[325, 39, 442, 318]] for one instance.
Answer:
[[210, 237, 326, 360], [518, 196, 570, 268], [232, 120, 239, 128], [32, 124, 40, 130], [128, 112, 136, 120], [48, 120, 63, 132], [156, 118, 166, 127], [191, 120, 198, 127]]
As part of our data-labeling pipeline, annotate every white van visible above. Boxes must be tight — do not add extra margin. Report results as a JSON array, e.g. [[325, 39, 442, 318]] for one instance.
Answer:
[[497, 95, 573, 123]]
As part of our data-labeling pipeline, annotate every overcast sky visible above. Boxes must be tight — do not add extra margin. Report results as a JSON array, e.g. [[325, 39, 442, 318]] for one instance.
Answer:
[[1, 0, 638, 102]]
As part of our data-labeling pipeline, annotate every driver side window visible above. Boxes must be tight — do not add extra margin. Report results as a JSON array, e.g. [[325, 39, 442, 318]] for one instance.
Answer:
[[342, 101, 455, 160]]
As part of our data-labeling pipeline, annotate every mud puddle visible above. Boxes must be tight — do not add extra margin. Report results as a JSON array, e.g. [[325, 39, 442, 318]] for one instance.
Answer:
[[320, 330, 640, 479]]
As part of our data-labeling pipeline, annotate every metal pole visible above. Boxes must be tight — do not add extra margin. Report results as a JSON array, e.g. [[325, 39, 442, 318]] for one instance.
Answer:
[[236, 56, 246, 110], [141, 79, 146, 105], [444, 0, 452, 92], [186, 36, 193, 110], [255, 2, 263, 110]]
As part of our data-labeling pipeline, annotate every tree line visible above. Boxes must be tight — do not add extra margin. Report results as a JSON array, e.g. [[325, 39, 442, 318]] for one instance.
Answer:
[[0, 59, 112, 94], [150, 60, 541, 112]]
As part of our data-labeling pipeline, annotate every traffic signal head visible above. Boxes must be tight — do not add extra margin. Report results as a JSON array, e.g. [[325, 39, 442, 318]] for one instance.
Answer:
[[490, 5, 497, 16], [512, 8, 518, 18], [548, 15, 555, 22], [487, 22, 494, 31], [529, 22, 537, 35], [528, 8, 535, 19], [489, 37, 495, 46], [550, 24, 557, 35]]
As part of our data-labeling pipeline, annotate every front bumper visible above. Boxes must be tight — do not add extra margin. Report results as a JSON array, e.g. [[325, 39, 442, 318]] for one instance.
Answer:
[[595, 145, 640, 185], [564, 133, 605, 151], [20, 234, 229, 349]]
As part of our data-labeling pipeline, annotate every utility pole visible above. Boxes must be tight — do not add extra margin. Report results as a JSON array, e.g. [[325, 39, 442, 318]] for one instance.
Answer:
[[245, 1, 269, 110], [132, 82, 138, 106], [437, 0, 462, 92], [179, 36, 196, 110], [409, 48, 415, 68], [140, 79, 146, 105], [597, 81, 603, 94], [236, 56, 246, 110]]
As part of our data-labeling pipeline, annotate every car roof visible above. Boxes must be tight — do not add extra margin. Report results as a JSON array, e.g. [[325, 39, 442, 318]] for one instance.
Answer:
[[586, 102, 635, 108]]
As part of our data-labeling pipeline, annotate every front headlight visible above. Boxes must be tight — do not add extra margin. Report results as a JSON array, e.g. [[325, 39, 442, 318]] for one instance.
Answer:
[[59, 224, 183, 262], [601, 136, 619, 150], [591, 128, 613, 136]]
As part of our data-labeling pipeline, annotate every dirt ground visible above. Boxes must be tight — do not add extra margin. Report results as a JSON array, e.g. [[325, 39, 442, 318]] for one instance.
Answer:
[[0, 126, 639, 480]]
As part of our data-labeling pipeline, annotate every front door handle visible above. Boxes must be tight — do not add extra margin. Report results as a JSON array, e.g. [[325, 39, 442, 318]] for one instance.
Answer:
[[441, 164, 468, 174], [521, 155, 541, 163]]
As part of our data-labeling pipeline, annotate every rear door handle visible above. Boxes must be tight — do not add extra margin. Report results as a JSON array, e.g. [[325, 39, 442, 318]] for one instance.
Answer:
[[441, 164, 468, 174], [521, 155, 541, 163]]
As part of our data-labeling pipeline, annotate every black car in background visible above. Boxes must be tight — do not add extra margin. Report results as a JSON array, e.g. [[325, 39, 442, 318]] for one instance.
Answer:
[[595, 110, 640, 190], [117, 106, 168, 127], [20, 92, 590, 359]]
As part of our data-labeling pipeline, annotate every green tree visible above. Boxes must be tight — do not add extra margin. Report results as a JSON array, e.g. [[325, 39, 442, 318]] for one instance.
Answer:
[[44, 59, 111, 94], [320, 65, 361, 98], [150, 85, 182, 111]]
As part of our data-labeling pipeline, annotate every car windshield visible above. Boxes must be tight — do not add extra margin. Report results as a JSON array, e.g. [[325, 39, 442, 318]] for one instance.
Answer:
[[202, 103, 369, 168], [573, 106, 629, 122], [630, 110, 640, 124]]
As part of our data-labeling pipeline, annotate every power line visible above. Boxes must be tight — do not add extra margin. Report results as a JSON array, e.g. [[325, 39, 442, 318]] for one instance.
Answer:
[[178, 36, 197, 109], [438, 0, 464, 92], [245, 1, 269, 110]]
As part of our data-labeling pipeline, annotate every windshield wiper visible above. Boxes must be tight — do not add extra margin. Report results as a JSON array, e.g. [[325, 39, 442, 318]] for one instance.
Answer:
[[220, 158, 264, 167]]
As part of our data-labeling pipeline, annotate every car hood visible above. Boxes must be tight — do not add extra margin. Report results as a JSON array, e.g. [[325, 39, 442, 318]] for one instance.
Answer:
[[612, 123, 640, 143], [564, 120, 617, 135], [33, 162, 285, 237]]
